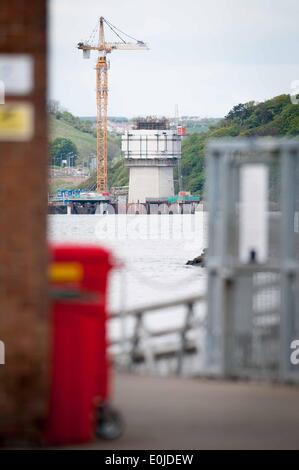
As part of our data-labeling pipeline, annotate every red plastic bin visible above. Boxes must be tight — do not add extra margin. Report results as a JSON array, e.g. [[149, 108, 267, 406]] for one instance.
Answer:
[[46, 244, 113, 445]]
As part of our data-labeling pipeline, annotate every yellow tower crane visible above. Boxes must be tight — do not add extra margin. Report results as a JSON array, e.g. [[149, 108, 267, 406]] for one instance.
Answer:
[[77, 17, 148, 194]]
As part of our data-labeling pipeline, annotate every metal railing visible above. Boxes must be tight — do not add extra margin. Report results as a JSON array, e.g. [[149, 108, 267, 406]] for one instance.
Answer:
[[109, 294, 206, 375]]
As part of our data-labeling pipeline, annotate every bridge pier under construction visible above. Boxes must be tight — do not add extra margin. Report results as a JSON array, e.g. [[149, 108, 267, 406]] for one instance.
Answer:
[[122, 117, 181, 204]]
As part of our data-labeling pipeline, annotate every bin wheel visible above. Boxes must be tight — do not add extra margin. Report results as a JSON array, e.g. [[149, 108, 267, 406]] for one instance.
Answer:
[[95, 403, 124, 440]]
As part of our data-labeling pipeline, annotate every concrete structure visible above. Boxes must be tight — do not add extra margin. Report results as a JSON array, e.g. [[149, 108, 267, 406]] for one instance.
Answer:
[[122, 118, 181, 203]]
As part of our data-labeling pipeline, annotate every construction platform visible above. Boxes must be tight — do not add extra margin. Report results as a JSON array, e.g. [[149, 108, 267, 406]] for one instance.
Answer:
[[48, 198, 201, 214], [76, 372, 299, 450]]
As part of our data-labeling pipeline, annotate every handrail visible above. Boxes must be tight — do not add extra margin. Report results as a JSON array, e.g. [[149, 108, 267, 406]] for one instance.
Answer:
[[109, 294, 205, 318], [109, 318, 206, 345], [109, 293, 206, 375]]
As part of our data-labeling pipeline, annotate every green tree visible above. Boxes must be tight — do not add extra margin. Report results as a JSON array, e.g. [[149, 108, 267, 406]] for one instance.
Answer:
[[50, 138, 78, 167], [225, 101, 254, 124], [178, 94, 299, 196]]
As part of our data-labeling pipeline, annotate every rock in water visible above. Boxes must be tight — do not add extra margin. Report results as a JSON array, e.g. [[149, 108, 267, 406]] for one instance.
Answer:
[[186, 248, 207, 267]]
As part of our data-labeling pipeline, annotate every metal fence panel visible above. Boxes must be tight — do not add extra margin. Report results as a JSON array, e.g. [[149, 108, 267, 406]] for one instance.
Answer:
[[206, 139, 299, 382]]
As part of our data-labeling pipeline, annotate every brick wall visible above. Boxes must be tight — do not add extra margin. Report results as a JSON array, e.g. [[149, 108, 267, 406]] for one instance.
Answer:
[[0, 0, 48, 443]]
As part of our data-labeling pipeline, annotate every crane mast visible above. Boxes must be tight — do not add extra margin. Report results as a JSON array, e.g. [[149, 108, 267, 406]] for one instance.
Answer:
[[78, 17, 148, 194], [96, 18, 108, 193], [96, 54, 108, 193]]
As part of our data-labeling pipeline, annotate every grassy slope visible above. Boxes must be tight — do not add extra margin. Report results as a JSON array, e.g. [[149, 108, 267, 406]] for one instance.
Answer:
[[50, 115, 96, 161], [50, 114, 127, 190]]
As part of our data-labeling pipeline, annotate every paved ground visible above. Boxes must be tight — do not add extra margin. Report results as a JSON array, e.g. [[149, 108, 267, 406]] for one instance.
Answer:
[[81, 372, 299, 450]]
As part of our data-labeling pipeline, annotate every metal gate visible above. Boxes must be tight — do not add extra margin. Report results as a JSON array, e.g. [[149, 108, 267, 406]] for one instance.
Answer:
[[205, 139, 299, 382]]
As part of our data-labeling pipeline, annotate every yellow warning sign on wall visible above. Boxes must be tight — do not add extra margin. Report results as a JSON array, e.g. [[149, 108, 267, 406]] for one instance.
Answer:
[[0, 103, 34, 141]]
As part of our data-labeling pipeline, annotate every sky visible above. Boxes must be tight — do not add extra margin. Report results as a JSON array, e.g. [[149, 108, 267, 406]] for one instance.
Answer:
[[49, 0, 299, 118]]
